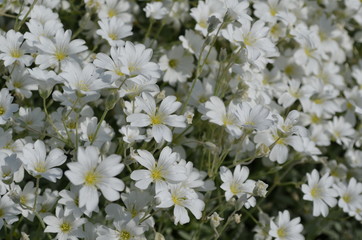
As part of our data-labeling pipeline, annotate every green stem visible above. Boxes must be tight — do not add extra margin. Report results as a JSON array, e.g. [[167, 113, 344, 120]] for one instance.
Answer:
[[15, 0, 39, 31], [91, 109, 109, 145], [33, 177, 40, 210], [144, 18, 155, 41]]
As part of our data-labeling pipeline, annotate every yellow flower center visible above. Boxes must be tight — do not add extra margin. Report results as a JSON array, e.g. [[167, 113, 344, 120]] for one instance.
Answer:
[[119, 230, 131, 240], [77, 80, 90, 92], [270, 7, 277, 16], [244, 34, 256, 46], [55, 51, 67, 61], [310, 186, 321, 198], [312, 98, 324, 105], [199, 20, 207, 28], [150, 167, 163, 180], [13, 81, 23, 89], [342, 194, 351, 203], [84, 171, 100, 186], [277, 227, 286, 238], [108, 9, 117, 18], [222, 115, 234, 126], [150, 115, 163, 125], [34, 162, 47, 173], [20, 196, 27, 205], [115, 69, 124, 76], [10, 49, 22, 58], [67, 121, 77, 129], [108, 33, 118, 40], [311, 114, 320, 124], [60, 222, 72, 233], [171, 195, 186, 205], [276, 138, 285, 145], [0, 106, 5, 115], [88, 134, 95, 142], [244, 121, 255, 126], [284, 65, 294, 76], [230, 182, 240, 195], [168, 59, 178, 68]]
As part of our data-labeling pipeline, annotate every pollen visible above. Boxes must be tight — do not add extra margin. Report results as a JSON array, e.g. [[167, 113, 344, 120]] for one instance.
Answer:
[[0, 106, 5, 115], [230, 182, 240, 195], [270, 8, 277, 16], [115, 69, 124, 76], [342, 194, 351, 203], [13, 81, 23, 89], [10, 49, 22, 58], [34, 162, 47, 173], [119, 230, 131, 240], [168, 59, 178, 68], [150, 115, 163, 125], [172, 195, 182, 205], [108, 9, 117, 18], [55, 51, 67, 61], [150, 167, 163, 180], [60, 222, 72, 233], [20, 196, 27, 205], [277, 227, 286, 238], [108, 33, 118, 40], [84, 171, 100, 186], [222, 115, 234, 126], [77, 80, 90, 92], [310, 186, 321, 198]]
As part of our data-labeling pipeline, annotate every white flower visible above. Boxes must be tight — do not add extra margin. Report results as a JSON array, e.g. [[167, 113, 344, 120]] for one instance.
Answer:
[[119, 126, 145, 144], [98, 0, 132, 23], [35, 29, 87, 70], [334, 178, 362, 213], [6, 67, 38, 99], [0, 30, 32, 66], [156, 183, 205, 225], [80, 117, 114, 147], [233, 20, 278, 62], [60, 63, 109, 96], [234, 102, 273, 131], [326, 116, 355, 146], [118, 41, 161, 80], [44, 206, 86, 240], [96, 17, 132, 47], [21, 140, 66, 182], [219, 165, 256, 208], [203, 96, 241, 137], [0, 195, 20, 230], [269, 210, 304, 240], [144, 2, 169, 20], [159, 45, 194, 86], [96, 219, 145, 240], [126, 93, 186, 143], [65, 146, 125, 212], [130, 147, 187, 193], [0, 88, 19, 125], [301, 170, 338, 217]]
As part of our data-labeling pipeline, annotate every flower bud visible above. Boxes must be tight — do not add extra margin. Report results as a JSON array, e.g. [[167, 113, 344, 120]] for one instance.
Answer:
[[154, 232, 165, 240], [184, 111, 194, 124], [207, 16, 221, 33], [234, 213, 242, 224], [253, 180, 268, 198], [208, 212, 224, 228]]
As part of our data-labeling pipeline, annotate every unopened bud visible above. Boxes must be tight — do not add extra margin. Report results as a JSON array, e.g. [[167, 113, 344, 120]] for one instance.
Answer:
[[205, 142, 220, 154], [8, 190, 21, 204], [234, 213, 242, 224], [219, 48, 227, 62], [235, 194, 248, 211], [105, 91, 119, 110], [184, 111, 194, 124], [253, 180, 268, 198], [223, 9, 235, 23], [157, 90, 166, 102], [256, 144, 270, 157], [207, 16, 221, 33], [208, 212, 224, 228], [154, 232, 165, 240], [20, 232, 30, 240]]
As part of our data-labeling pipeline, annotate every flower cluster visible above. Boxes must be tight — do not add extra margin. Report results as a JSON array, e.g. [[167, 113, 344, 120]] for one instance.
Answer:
[[0, 0, 362, 239]]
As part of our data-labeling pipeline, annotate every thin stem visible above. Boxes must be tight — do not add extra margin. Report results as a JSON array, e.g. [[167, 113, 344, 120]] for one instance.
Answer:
[[15, 0, 39, 31], [33, 177, 40, 210], [144, 18, 155, 42], [91, 109, 109, 145]]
